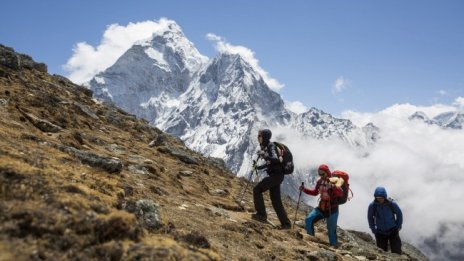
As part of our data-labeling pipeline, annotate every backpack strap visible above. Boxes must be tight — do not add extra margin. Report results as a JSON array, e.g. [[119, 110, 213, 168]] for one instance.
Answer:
[[373, 200, 396, 217], [385, 199, 396, 215], [347, 186, 354, 201], [272, 142, 284, 163], [273, 142, 284, 155]]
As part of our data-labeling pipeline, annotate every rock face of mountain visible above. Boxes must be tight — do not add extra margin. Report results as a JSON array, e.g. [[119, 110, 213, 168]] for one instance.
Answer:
[[89, 21, 377, 176], [291, 108, 378, 147], [90, 22, 208, 127], [0, 44, 427, 260], [160, 53, 293, 176], [409, 111, 435, 125], [409, 111, 464, 129], [433, 111, 464, 129]]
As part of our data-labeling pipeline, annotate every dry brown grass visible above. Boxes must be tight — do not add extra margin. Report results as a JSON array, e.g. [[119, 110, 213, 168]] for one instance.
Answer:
[[0, 50, 424, 261]]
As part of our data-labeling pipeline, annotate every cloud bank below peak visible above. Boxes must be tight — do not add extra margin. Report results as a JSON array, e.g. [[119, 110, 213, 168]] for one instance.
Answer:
[[285, 100, 308, 114], [341, 100, 461, 127], [275, 98, 464, 259]]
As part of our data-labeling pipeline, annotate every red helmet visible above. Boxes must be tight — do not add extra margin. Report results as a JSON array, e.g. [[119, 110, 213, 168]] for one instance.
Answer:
[[318, 164, 332, 177]]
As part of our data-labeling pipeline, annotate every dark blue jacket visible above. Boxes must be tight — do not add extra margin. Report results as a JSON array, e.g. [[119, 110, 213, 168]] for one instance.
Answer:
[[367, 199, 403, 235]]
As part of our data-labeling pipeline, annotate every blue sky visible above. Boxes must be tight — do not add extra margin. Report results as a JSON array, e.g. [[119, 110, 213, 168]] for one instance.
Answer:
[[1, 0, 463, 116]]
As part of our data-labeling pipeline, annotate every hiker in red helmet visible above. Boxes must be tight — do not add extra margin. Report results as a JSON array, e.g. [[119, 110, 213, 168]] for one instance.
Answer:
[[299, 164, 343, 247]]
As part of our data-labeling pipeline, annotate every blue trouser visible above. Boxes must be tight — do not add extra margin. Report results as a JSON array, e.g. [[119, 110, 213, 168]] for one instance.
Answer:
[[305, 207, 339, 246]]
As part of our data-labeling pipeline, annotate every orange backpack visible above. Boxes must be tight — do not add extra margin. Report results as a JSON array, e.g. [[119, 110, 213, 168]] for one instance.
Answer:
[[332, 170, 353, 204]]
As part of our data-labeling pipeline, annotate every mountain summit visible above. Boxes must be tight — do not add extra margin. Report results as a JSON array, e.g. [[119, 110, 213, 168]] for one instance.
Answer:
[[89, 21, 376, 176], [91, 20, 207, 126]]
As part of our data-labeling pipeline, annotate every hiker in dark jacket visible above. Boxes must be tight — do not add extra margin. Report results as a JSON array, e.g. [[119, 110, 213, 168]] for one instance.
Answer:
[[367, 187, 403, 254], [299, 164, 343, 247], [252, 129, 291, 229]]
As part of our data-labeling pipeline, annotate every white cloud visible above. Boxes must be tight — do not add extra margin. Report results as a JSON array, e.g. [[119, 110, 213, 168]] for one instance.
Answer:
[[438, 89, 447, 96], [206, 33, 284, 92], [453, 96, 464, 108], [64, 18, 176, 85], [273, 99, 464, 259], [340, 103, 464, 259], [342, 103, 456, 127], [285, 101, 308, 114], [332, 76, 349, 94], [205, 33, 221, 42]]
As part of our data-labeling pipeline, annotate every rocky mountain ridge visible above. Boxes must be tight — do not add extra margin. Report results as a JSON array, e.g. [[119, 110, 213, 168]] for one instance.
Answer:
[[0, 44, 427, 260], [89, 20, 378, 177], [409, 110, 464, 129]]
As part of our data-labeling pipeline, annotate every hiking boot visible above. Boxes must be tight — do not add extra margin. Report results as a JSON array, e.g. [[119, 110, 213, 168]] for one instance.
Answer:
[[251, 213, 267, 222], [277, 224, 291, 230]]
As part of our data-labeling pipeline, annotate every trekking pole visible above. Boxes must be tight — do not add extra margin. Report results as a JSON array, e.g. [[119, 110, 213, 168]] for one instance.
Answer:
[[238, 159, 258, 207], [293, 182, 304, 229]]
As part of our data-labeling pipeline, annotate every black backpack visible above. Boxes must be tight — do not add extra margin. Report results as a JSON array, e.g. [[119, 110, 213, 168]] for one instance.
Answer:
[[273, 142, 294, 175]]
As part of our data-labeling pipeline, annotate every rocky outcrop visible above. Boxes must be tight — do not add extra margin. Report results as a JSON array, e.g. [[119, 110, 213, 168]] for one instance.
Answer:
[[134, 199, 162, 230], [0, 44, 47, 72], [57, 145, 123, 173], [18, 109, 62, 133], [158, 145, 199, 165]]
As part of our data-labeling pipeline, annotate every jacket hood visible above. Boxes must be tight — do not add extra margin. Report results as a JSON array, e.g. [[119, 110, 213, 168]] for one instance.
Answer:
[[318, 164, 332, 177], [374, 187, 387, 198]]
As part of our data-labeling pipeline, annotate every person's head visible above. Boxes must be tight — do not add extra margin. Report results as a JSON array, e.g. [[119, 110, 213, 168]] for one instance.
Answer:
[[374, 187, 387, 203], [258, 129, 272, 146], [318, 164, 332, 179]]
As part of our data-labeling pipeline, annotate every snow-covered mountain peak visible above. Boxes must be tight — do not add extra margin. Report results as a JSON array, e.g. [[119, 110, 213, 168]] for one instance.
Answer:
[[408, 110, 464, 129], [199, 52, 287, 117], [434, 110, 464, 129], [362, 122, 381, 142], [205, 53, 259, 83], [136, 21, 208, 74], [409, 111, 432, 122], [290, 107, 376, 147]]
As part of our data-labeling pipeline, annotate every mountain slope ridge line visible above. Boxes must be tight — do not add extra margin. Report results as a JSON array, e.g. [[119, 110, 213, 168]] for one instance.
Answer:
[[0, 43, 428, 260]]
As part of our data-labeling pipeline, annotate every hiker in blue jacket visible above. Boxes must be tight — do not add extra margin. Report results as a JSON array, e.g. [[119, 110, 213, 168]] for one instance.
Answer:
[[367, 187, 403, 254]]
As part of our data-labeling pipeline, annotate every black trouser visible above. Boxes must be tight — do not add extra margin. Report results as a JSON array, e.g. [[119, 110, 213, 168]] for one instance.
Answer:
[[253, 174, 291, 226], [375, 229, 402, 254]]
